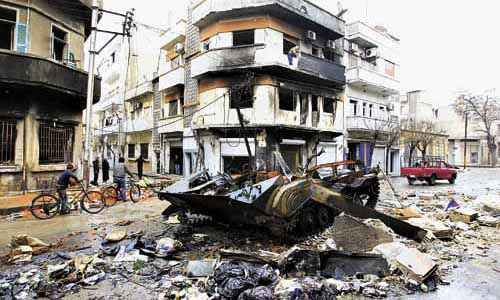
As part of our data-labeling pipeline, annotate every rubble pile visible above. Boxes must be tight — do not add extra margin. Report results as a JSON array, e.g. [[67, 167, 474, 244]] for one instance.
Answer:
[[1, 178, 499, 299]]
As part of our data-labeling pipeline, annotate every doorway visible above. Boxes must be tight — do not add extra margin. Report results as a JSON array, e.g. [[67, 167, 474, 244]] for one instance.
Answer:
[[169, 147, 183, 175]]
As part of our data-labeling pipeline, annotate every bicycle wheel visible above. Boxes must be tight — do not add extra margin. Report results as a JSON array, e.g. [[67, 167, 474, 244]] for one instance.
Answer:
[[80, 191, 106, 214], [129, 184, 141, 203], [102, 186, 119, 207], [30, 194, 59, 220]]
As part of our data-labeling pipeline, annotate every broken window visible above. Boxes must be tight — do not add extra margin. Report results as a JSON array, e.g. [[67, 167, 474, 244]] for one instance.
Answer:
[[128, 144, 135, 158], [140, 143, 149, 159], [312, 46, 321, 57], [0, 119, 16, 164], [323, 98, 336, 114], [223, 156, 250, 175], [169, 99, 179, 116], [51, 26, 67, 62], [283, 38, 296, 55], [312, 95, 319, 112], [39, 122, 74, 164], [279, 88, 296, 111], [230, 85, 253, 109], [233, 30, 254, 47], [0, 6, 16, 50], [323, 48, 336, 62]]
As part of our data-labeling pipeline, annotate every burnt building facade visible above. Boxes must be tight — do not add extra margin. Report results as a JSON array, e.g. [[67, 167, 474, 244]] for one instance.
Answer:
[[0, 0, 100, 195], [156, 0, 347, 176]]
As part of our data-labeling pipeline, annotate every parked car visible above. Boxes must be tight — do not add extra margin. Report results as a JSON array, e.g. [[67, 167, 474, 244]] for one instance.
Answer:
[[401, 160, 458, 186]]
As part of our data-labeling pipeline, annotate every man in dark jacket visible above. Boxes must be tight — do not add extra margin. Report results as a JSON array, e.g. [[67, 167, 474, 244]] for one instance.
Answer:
[[102, 158, 110, 183], [136, 155, 145, 179], [57, 163, 79, 214], [92, 157, 100, 186]]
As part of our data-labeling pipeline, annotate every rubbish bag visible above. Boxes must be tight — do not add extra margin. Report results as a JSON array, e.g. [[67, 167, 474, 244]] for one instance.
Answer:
[[238, 286, 273, 300]]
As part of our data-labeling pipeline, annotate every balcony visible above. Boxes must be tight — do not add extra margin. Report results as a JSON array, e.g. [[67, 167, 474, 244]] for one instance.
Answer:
[[346, 115, 398, 132], [159, 67, 185, 91], [125, 81, 154, 101], [0, 50, 100, 108], [191, 45, 345, 86], [158, 116, 184, 134], [95, 123, 120, 136], [346, 56, 399, 95], [192, 0, 344, 38], [126, 117, 153, 133]]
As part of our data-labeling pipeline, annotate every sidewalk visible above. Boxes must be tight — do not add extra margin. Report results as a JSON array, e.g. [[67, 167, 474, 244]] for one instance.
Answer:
[[0, 193, 37, 216]]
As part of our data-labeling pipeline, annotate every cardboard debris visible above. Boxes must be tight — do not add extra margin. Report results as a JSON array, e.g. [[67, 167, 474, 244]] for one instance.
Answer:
[[395, 247, 437, 283], [448, 208, 479, 223], [394, 207, 423, 220], [407, 217, 453, 240]]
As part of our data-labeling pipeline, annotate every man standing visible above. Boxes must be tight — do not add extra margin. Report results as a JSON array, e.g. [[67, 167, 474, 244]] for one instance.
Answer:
[[288, 45, 299, 65], [57, 163, 79, 214], [114, 157, 135, 201], [92, 157, 100, 186], [136, 154, 145, 179], [102, 158, 110, 183]]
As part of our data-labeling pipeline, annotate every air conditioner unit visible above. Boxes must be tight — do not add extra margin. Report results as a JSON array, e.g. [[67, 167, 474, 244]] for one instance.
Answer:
[[175, 43, 185, 54], [306, 30, 317, 41], [326, 40, 336, 49], [366, 48, 379, 58]]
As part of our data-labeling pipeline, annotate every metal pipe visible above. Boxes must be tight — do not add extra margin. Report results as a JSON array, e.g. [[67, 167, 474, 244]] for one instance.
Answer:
[[83, 1, 99, 186]]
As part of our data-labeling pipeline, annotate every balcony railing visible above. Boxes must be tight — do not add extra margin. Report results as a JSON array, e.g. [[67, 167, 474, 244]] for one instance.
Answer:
[[158, 115, 184, 134], [191, 45, 345, 85], [346, 55, 399, 95], [125, 81, 154, 101], [346, 115, 393, 131], [159, 67, 185, 91], [125, 117, 153, 133]]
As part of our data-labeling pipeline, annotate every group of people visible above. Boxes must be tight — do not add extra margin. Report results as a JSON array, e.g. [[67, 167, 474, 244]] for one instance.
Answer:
[[91, 155, 145, 186]]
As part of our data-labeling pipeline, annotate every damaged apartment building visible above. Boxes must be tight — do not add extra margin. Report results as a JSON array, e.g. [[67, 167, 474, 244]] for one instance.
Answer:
[[93, 24, 163, 174], [344, 22, 401, 175], [157, 0, 347, 176], [0, 0, 100, 195]]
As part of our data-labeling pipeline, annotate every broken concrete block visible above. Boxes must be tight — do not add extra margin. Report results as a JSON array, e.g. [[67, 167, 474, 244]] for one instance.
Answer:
[[320, 251, 390, 279], [477, 195, 500, 215], [419, 193, 436, 201], [372, 242, 407, 267], [477, 216, 500, 227], [330, 215, 394, 253], [395, 248, 437, 283], [394, 207, 423, 220], [406, 218, 453, 240], [186, 260, 217, 278], [448, 208, 479, 223], [105, 229, 127, 242]]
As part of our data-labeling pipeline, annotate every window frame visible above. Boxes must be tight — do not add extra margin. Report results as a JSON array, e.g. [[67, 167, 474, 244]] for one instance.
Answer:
[[232, 29, 255, 47], [140, 143, 149, 160], [38, 122, 74, 165], [0, 4, 18, 51], [0, 118, 17, 164], [50, 23, 69, 62], [278, 88, 296, 112], [323, 97, 336, 114], [168, 99, 179, 117], [128, 144, 136, 159]]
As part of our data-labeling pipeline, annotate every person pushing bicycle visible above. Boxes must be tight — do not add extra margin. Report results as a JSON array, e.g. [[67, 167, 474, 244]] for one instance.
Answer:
[[57, 163, 79, 214], [113, 157, 137, 201]]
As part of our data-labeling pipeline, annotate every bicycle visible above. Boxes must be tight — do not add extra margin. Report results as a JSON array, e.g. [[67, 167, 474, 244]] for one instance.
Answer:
[[102, 179, 142, 207], [30, 181, 106, 220]]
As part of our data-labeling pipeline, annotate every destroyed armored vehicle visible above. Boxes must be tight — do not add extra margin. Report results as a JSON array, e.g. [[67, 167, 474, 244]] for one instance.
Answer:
[[156, 151, 425, 241]]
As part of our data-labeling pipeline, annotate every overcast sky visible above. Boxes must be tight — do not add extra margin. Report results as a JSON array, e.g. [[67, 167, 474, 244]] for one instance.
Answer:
[[100, 0, 500, 105]]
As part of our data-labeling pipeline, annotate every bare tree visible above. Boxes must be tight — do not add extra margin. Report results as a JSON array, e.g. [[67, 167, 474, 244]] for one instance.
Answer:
[[363, 118, 400, 169], [455, 92, 500, 167], [401, 119, 421, 166], [415, 121, 443, 160], [385, 121, 401, 172]]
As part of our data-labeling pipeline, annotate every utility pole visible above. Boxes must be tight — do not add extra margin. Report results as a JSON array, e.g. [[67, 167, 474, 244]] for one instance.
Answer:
[[464, 111, 468, 170], [83, 0, 99, 186]]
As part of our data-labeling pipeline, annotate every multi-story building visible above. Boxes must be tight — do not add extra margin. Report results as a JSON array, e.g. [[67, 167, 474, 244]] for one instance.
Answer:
[[400, 90, 448, 165], [0, 0, 100, 195], [164, 0, 348, 176], [344, 22, 401, 175], [93, 24, 163, 174]]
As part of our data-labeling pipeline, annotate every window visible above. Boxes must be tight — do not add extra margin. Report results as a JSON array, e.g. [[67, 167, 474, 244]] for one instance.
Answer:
[[323, 48, 336, 62], [140, 143, 149, 159], [0, 119, 16, 164], [369, 104, 373, 118], [51, 26, 67, 62], [128, 144, 135, 158], [279, 88, 296, 111], [312, 46, 320, 57], [362, 103, 367, 116], [169, 100, 179, 116], [312, 95, 319, 112], [283, 38, 296, 55], [350, 100, 358, 116], [110, 52, 116, 63], [230, 85, 253, 109], [233, 30, 254, 47], [39, 122, 74, 164], [323, 98, 336, 114], [0, 6, 16, 50], [223, 156, 250, 175]]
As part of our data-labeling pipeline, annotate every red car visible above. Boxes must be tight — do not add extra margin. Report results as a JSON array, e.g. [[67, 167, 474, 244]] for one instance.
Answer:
[[401, 160, 458, 186]]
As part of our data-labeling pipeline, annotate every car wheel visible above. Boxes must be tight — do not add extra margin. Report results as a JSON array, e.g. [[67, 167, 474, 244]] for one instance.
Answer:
[[428, 174, 437, 186], [448, 174, 456, 184]]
